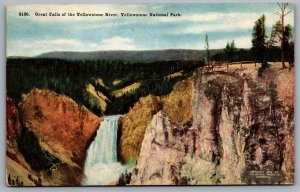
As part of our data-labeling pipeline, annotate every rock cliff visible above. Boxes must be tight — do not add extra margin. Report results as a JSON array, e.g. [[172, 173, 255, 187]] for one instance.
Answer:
[[118, 78, 193, 162], [6, 97, 38, 186], [10, 89, 102, 186], [118, 95, 162, 162], [130, 69, 294, 185], [6, 97, 21, 140], [19, 89, 101, 167]]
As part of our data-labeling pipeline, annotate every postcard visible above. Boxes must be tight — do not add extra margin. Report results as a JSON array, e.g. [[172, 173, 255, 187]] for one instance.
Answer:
[[6, 3, 294, 186]]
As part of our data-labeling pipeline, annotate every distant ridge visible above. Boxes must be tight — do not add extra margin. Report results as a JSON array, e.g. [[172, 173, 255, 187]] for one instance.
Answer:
[[35, 49, 223, 62]]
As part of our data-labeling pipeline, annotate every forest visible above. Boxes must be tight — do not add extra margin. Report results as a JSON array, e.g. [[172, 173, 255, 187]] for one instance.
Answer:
[[7, 58, 204, 115]]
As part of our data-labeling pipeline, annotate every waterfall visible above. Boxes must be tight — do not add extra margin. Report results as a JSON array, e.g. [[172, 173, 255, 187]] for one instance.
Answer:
[[85, 115, 120, 166], [83, 115, 129, 185]]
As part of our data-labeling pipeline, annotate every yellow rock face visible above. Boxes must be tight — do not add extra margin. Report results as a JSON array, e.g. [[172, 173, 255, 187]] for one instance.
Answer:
[[162, 78, 193, 126], [119, 78, 193, 162], [112, 82, 141, 98], [86, 83, 108, 113], [118, 95, 162, 162]]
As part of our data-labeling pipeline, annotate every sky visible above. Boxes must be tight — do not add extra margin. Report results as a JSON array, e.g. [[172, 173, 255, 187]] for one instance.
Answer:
[[6, 4, 294, 57]]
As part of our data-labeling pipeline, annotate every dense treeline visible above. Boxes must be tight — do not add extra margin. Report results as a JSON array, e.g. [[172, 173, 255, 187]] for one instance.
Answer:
[[211, 48, 282, 62], [7, 58, 204, 115]]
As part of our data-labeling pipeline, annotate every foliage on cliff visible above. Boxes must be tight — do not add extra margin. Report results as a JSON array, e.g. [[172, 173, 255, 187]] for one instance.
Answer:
[[17, 127, 61, 172]]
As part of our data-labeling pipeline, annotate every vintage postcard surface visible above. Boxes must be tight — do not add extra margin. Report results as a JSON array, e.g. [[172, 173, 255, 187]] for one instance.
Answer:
[[6, 4, 294, 186]]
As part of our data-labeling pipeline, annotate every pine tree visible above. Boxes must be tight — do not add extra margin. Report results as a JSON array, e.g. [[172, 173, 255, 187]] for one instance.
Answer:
[[224, 41, 231, 61], [268, 21, 293, 68], [274, 3, 292, 69], [8, 174, 11, 186], [224, 40, 237, 69], [16, 176, 19, 186], [269, 21, 281, 47], [205, 34, 210, 65], [283, 25, 294, 68], [251, 14, 268, 70]]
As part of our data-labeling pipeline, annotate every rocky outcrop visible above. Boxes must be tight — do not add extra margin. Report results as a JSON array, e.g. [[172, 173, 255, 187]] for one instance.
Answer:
[[161, 78, 193, 126], [19, 89, 101, 167], [85, 83, 109, 114], [6, 97, 38, 186], [118, 78, 193, 162], [118, 95, 162, 162], [129, 111, 194, 185], [6, 97, 29, 171], [6, 97, 21, 141], [130, 70, 294, 185]]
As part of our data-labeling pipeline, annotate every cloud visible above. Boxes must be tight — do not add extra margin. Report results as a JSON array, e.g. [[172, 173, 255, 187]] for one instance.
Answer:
[[6, 5, 294, 56], [184, 36, 252, 50], [172, 11, 294, 35], [264, 11, 294, 26], [99, 36, 137, 50], [8, 4, 294, 26], [7, 36, 137, 56], [149, 12, 223, 23], [45, 39, 83, 46], [210, 36, 252, 49], [178, 20, 254, 34], [7, 38, 86, 56], [7, 4, 145, 22]]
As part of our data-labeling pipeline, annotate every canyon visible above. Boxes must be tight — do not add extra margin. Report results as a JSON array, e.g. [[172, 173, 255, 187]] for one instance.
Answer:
[[6, 64, 294, 185]]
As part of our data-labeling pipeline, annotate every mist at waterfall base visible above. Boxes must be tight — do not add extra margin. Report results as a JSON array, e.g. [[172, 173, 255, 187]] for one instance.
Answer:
[[82, 115, 133, 185]]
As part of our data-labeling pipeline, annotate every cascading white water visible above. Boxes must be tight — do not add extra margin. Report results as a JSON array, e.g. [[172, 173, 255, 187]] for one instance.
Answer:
[[85, 115, 120, 166], [82, 115, 130, 185]]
